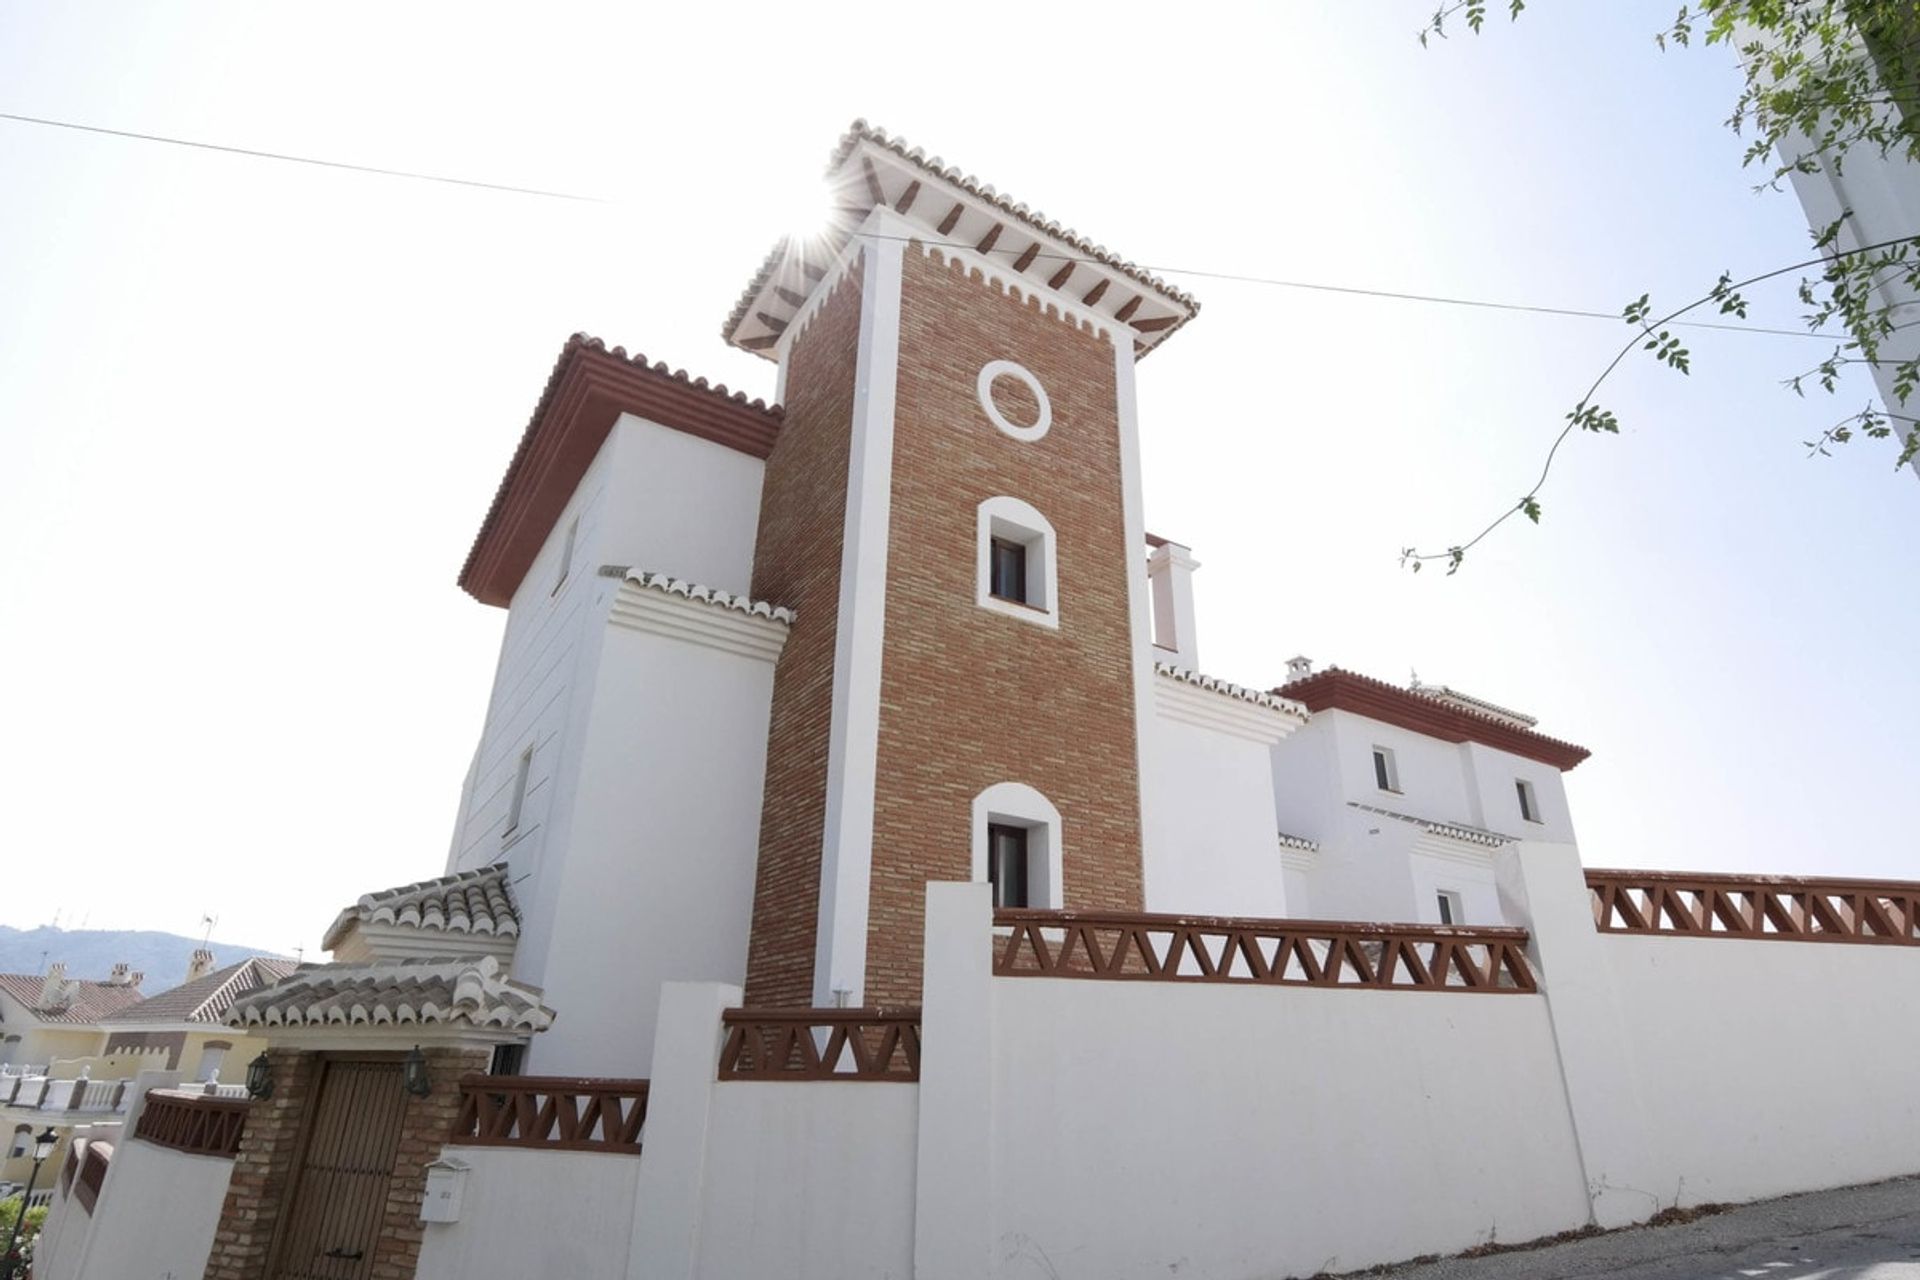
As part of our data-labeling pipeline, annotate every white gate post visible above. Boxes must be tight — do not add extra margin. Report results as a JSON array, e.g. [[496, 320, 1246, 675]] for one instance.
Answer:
[[914, 881, 995, 1280]]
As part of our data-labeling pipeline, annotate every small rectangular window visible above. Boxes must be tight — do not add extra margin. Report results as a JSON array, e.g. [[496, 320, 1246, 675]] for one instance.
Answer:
[[989, 537, 1028, 604], [505, 746, 533, 836], [489, 1043, 526, 1076], [987, 823, 1030, 909], [1436, 890, 1462, 926], [1372, 747, 1399, 793], [1516, 779, 1541, 823], [553, 516, 579, 594]]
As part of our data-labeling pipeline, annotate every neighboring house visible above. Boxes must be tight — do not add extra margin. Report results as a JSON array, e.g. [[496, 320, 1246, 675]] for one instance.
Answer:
[[0, 965, 145, 1071], [96, 951, 295, 1083], [0, 953, 286, 1196], [0, 964, 145, 1196]]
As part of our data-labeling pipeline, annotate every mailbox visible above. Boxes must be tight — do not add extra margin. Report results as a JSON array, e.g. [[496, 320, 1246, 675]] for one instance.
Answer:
[[419, 1156, 469, 1223]]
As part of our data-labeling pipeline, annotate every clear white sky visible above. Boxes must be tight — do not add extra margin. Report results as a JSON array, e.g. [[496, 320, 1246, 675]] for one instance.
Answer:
[[1, 2, 1913, 959]]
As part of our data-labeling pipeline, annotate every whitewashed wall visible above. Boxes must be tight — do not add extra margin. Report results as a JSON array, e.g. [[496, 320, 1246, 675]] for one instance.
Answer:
[[692, 1083, 918, 1280], [1604, 932, 1920, 1207], [524, 604, 782, 1075], [59, 1137, 233, 1280], [414, 1147, 641, 1280], [1270, 708, 1576, 925], [628, 984, 919, 1280], [1142, 679, 1295, 917], [445, 413, 765, 879], [444, 412, 773, 1076]]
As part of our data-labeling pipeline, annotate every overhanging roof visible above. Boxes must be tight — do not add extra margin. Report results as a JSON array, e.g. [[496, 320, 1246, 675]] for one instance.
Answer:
[[1279, 668, 1591, 771], [459, 335, 784, 608], [724, 121, 1201, 361]]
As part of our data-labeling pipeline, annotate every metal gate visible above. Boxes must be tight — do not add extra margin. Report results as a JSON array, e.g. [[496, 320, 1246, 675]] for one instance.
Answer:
[[269, 1058, 408, 1280]]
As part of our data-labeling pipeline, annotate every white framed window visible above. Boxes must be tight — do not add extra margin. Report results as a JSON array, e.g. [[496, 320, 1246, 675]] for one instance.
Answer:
[[505, 745, 533, 837], [975, 359, 1052, 442], [196, 1041, 231, 1083], [552, 515, 579, 595], [971, 782, 1063, 910], [8, 1127, 29, 1159], [1371, 746, 1400, 793], [976, 497, 1059, 628], [1436, 890, 1463, 926], [1516, 778, 1542, 824]]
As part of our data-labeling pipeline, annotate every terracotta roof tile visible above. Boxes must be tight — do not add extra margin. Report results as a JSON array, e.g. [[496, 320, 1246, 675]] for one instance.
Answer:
[[1278, 667, 1590, 771], [459, 334, 784, 607], [321, 863, 520, 953], [725, 120, 1200, 359], [1156, 662, 1308, 718], [0, 975, 148, 1025], [99, 958, 298, 1026], [225, 956, 553, 1033]]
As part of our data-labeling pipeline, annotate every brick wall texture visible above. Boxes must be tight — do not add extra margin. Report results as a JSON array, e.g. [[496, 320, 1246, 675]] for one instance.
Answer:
[[864, 249, 1144, 1006], [743, 266, 864, 1007], [740, 243, 1146, 1010], [203, 1045, 488, 1280]]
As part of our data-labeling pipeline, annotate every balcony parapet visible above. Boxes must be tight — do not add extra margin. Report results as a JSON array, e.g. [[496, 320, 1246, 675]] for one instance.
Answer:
[[1588, 868, 1920, 943], [449, 1075, 648, 1154], [717, 1009, 922, 1081], [993, 909, 1538, 993], [133, 1089, 248, 1158]]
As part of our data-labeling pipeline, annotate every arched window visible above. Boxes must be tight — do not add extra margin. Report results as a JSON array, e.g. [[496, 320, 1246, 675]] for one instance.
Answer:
[[971, 783, 1064, 910], [9, 1126, 30, 1159], [976, 497, 1060, 629]]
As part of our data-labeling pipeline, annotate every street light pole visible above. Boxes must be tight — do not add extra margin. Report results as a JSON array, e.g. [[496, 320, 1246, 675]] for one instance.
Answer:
[[2, 1127, 58, 1280]]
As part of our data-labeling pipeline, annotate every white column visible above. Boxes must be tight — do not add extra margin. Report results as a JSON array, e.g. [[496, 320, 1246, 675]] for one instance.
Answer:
[[626, 981, 741, 1280], [814, 207, 911, 1008], [1113, 337, 1162, 903], [913, 881, 995, 1280], [1146, 540, 1200, 671], [1494, 842, 1664, 1227]]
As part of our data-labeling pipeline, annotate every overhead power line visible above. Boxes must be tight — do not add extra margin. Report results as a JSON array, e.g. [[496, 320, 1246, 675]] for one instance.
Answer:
[[0, 109, 602, 202], [0, 108, 1835, 340]]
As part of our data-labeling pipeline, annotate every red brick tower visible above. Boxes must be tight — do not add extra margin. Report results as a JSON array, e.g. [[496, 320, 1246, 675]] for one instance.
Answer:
[[728, 123, 1200, 1008]]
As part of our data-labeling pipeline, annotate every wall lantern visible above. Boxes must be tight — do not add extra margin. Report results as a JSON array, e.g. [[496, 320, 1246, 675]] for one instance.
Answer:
[[31, 1127, 56, 1162], [403, 1046, 431, 1098], [245, 1051, 274, 1100]]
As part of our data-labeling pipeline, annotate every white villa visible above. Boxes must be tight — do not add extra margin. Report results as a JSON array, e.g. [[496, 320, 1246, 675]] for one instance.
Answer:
[[32, 122, 1920, 1280]]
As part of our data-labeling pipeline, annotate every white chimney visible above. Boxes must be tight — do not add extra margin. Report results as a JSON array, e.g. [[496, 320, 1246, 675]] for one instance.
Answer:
[[1284, 655, 1313, 685], [1147, 540, 1201, 672], [186, 949, 216, 983], [37, 963, 67, 1009]]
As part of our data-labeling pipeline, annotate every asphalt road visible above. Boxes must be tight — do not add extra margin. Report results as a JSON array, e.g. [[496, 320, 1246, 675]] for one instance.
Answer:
[[1364, 1177, 1920, 1280]]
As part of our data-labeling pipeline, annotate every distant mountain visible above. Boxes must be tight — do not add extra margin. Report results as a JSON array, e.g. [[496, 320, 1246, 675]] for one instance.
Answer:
[[0, 925, 293, 996]]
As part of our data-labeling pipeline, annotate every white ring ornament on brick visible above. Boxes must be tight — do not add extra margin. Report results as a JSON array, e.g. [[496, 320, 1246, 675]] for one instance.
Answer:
[[976, 360, 1052, 442]]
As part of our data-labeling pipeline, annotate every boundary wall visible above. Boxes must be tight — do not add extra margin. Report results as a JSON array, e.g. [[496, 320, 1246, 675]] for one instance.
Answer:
[[51, 853, 1920, 1280]]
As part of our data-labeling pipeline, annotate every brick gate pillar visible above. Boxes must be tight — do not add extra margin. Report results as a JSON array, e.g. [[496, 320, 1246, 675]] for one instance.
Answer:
[[203, 1045, 490, 1280]]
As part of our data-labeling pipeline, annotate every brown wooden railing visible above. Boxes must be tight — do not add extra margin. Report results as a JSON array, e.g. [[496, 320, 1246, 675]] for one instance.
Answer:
[[1588, 869, 1920, 944], [134, 1089, 248, 1158], [718, 1009, 922, 1080], [73, 1141, 111, 1215], [448, 1076, 648, 1154], [994, 909, 1538, 993]]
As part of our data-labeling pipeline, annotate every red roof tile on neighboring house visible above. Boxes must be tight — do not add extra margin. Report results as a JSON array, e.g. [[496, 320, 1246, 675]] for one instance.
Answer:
[[97, 958, 298, 1027], [1277, 667, 1591, 771], [459, 334, 784, 608], [0, 975, 149, 1025]]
